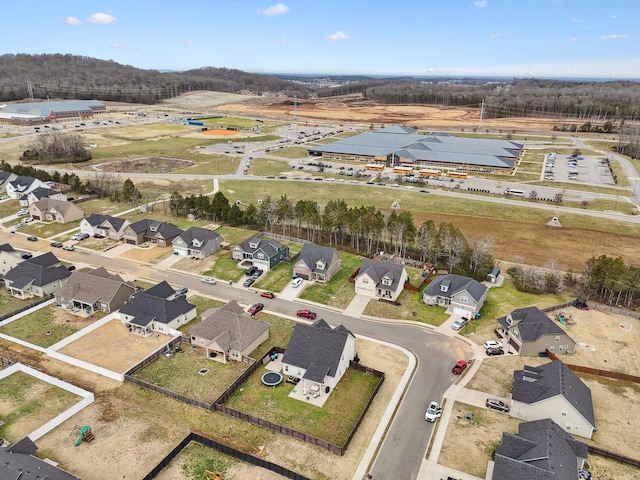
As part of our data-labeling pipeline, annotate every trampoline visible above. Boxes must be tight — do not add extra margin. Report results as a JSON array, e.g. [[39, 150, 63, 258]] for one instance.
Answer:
[[261, 372, 283, 386]]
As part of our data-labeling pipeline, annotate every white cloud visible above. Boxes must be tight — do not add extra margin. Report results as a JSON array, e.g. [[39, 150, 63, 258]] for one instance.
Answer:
[[182, 39, 194, 45], [473, 1, 487, 7], [489, 33, 500, 38], [258, 3, 289, 16], [88, 13, 117, 24], [276, 38, 287, 44], [600, 34, 628, 40], [611, 14, 617, 19], [65, 16, 81, 26], [327, 31, 348, 42], [111, 43, 134, 50]]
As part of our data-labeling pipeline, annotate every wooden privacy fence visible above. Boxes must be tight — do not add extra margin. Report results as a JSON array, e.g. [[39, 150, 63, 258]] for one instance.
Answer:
[[588, 445, 640, 469], [545, 350, 640, 384]]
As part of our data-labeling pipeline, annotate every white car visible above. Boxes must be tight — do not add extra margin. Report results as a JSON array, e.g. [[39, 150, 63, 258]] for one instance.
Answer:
[[201, 277, 217, 285], [425, 401, 442, 422], [483, 340, 503, 350], [16, 209, 29, 216], [291, 277, 303, 288]]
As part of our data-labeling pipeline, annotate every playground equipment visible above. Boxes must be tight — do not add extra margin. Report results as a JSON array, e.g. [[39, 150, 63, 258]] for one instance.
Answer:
[[556, 312, 576, 326], [74, 425, 95, 446]]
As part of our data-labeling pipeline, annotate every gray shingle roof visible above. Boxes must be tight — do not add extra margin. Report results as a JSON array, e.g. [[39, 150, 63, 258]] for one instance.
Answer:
[[422, 274, 487, 302], [236, 237, 287, 258], [357, 258, 405, 291], [282, 319, 354, 383], [84, 213, 127, 232], [56, 268, 135, 307], [32, 198, 83, 217], [493, 418, 587, 480], [297, 244, 338, 274], [120, 281, 195, 325], [497, 307, 568, 341], [512, 360, 595, 427], [175, 227, 223, 250], [0, 243, 15, 253], [127, 219, 183, 240], [4, 253, 70, 287], [28, 186, 58, 200], [0, 437, 80, 480]]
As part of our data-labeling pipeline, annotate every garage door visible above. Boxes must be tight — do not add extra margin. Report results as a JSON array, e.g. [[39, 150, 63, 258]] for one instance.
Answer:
[[453, 307, 472, 317]]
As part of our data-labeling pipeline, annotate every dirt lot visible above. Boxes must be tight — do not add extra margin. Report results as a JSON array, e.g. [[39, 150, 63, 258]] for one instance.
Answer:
[[35, 336, 408, 480], [119, 244, 173, 263], [447, 308, 640, 477], [57, 319, 173, 373]]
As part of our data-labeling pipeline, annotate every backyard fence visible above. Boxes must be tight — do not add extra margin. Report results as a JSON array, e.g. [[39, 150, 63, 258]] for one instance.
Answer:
[[124, 336, 182, 376], [124, 375, 212, 410], [545, 350, 640, 384], [0, 356, 14, 369], [141, 431, 310, 480], [0, 294, 53, 323], [588, 445, 640, 469]]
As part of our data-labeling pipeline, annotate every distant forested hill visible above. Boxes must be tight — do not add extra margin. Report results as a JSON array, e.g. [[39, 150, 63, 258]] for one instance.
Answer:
[[0, 54, 310, 104]]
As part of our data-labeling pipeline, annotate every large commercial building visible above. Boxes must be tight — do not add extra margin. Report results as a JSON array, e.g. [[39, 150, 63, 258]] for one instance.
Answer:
[[0, 100, 105, 125], [308, 125, 523, 174]]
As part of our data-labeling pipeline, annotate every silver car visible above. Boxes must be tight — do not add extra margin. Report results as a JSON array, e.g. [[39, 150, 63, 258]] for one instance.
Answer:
[[451, 317, 470, 331]]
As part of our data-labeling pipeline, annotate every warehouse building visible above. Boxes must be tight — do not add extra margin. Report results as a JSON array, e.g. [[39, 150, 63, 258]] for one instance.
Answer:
[[0, 100, 105, 125]]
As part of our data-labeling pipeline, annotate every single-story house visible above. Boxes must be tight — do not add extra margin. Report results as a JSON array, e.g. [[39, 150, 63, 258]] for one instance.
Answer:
[[118, 280, 196, 336], [190, 300, 269, 363], [5, 175, 48, 199], [281, 319, 355, 400], [29, 198, 84, 224], [0, 437, 80, 480], [293, 243, 342, 283], [80, 213, 130, 240], [231, 237, 289, 271], [21, 187, 66, 207], [354, 258, 408, 302], [492, 418, 588, 480], [3, 252, 71, 298], [55, 267, 136, 316], [123, 219, 183, 246], [172, 227, 225, 258], [495, 306, 576, 355], [422, 273, 487, 317], [511, 360, 596, 439], [0, 243, 23, 276]]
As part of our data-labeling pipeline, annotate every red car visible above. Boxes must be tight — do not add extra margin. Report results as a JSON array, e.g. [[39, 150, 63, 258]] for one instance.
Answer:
[[296, 309, 317, 320], [247, 303, 264, 315], [260, 291, 275, 299], [452, 360, 468, 375]]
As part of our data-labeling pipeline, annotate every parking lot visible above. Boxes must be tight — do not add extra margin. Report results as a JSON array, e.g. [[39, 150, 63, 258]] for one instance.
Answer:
[[542, 151, 616, 186]]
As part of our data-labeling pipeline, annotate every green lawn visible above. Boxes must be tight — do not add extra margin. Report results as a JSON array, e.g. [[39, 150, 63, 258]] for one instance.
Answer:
[[173, 156, 239, 175], [205, 252, 246, 282], [363, 288, 449, 326], [0, 290, 35, 318], [0, 371, 81, 443], [225, 367, 381, 446], [215, 226, 258, 245], [21, 220, 80, 239], [251, 261, 294, 293], [0, 306, 85, 348], [249, 158, 291, 176], [268, 146, 310, 159], [300, 252, 363, 309]]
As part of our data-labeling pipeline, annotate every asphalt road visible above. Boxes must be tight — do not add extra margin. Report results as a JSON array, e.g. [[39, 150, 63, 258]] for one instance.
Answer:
[[6, 233, 467, 480]]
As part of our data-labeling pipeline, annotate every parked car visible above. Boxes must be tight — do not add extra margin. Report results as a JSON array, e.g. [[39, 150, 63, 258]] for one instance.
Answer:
[[246, 266, 258, 276], [486, 398, 510, 413], [243, 277, 255, 288], [20, 252, 33, 259], [451, 317, 470, 331], [66, 265, 76, 271], [483, 340, 503, 350], [260, 291, 275, 299], [62, 245, 75, 251], [452, 360, 468, 375], [296, 309, 317, 320], [16, 209, 29, 216], [424, 401, 442, 422], [201, 277, 217, 285], [291, 277, 303, 288], [71, 233, 82, 241], [573, 299, 590, 310], [486, 347, 505, 356], [27, 236, 38, 242], [251, 269, 264, 279], [175, 287, 188, 296], [248, 303, 264, 315], [50, 241, 63, 248]]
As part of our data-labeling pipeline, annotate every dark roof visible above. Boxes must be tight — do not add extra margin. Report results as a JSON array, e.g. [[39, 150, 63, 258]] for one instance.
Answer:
[[175, 227, 223, 249], [357, 258, 405, 291], [297, 243, 339, 274], [0, 437, 81, 479], [9, 175, 38, 190], [422, 273, 487, 302], [235, 237, 288, 258], [282, 319, 354, 383], [493, 418, 587, 480], [144, 280, 175, 299], [0, 243, 16, 253], [84, 213, 128, 231], [4, 253, 70, 287], [127, 219, 183, 240], [120, 281, 195, 325], [512, 360, 595, 427], [28, 186, 58, 199], [497, 307, 569, 341]]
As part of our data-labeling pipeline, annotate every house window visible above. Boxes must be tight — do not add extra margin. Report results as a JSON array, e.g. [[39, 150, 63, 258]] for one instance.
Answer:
[[565, 423, 573, 430], [459, 295, 468, 304], [362, 278, 368, 284], [555, 335, 561, 342], [257, 252, 265, 260], [284, 365, 289, 372], [561, 409, 568, 416]]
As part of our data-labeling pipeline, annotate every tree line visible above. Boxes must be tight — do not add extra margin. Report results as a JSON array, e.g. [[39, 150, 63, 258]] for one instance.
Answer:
[[167, 191, 494, 281]]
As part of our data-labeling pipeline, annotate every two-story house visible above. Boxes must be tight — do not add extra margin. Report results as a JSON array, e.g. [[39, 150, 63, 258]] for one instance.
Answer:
[[422, 273, 487, 317], [231, 237, 289, 271], [172, 227, 225, 259], [293, 244, 342, 283], [123, 219, 183, 246], [3, 252, 71, 298], [354, 258, 408, 302], [80, 213, 130, 240]]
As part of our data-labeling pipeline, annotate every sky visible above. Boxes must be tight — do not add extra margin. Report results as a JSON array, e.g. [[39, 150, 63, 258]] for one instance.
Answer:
[[2, 1, 639, 79]]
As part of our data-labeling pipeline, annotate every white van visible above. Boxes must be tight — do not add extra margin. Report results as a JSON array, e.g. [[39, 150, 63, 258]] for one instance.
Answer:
[[291, 277, 303, 288]]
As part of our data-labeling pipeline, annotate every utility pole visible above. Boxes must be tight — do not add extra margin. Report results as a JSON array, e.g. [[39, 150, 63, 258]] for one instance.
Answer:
[[478, 98, 485, 129]]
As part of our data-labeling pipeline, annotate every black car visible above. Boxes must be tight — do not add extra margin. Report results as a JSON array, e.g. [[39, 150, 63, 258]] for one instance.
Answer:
[[27, 236, 38, 242], [20, 252, 33, 259], [486, 398, 510, 413], [486, 347, 505, 356], [50, 241, 63, 248], [66, 265, 76, 271], [573, 300, 590, 310], [246, 266, 258, 276]]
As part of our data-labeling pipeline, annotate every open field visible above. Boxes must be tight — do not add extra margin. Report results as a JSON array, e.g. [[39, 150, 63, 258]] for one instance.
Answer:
[[0, 371, 81, 443], [58, 319, 172, 373]]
